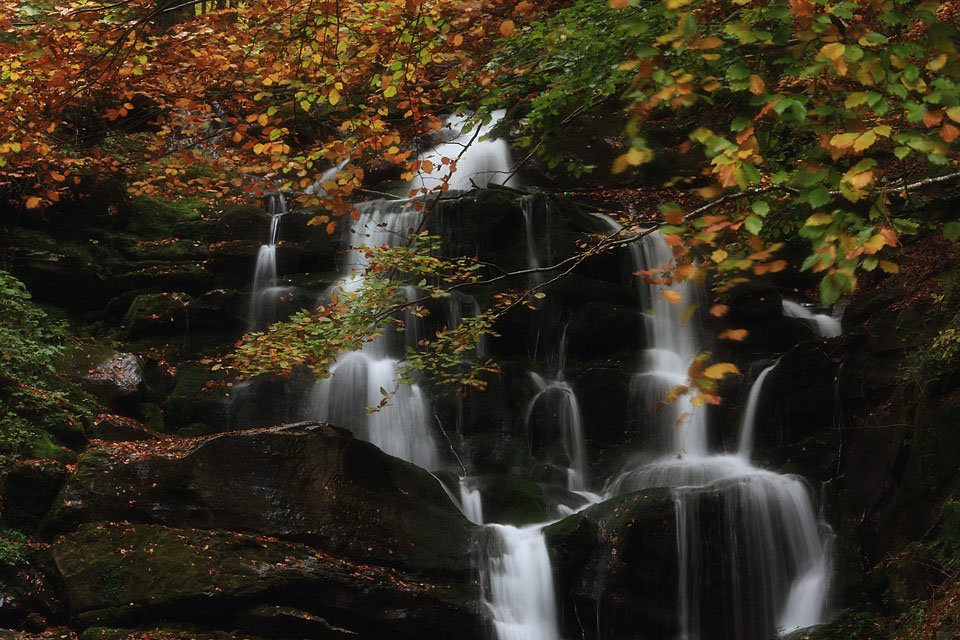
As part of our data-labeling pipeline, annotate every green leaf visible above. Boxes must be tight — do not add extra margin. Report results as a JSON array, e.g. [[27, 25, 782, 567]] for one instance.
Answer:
[[808, 188, 831, 209], [944, 221, 960, 242], [751, 200, 770, 217], [745, 215, 763, 235]]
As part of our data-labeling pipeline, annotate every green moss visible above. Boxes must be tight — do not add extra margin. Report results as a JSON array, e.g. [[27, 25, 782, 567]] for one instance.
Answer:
[[126, 196, 209, 239], [477, 474, 547, 526]]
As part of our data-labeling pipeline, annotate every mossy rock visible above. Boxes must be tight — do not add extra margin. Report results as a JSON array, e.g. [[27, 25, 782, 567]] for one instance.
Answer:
[[474, 474, 547, 526], [125, 197, 207, 240], [120, 292, 191, 339], [0, 459, 67, 532], [51, 522, 480, 637]]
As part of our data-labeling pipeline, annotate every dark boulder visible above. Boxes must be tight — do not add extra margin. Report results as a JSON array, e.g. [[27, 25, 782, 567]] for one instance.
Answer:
[[472, 474, 547, 526], [0, 461, 67, 532], [41, 423, 475, 577], [89, 414, 157, 442], [544, 489, 679, 640]]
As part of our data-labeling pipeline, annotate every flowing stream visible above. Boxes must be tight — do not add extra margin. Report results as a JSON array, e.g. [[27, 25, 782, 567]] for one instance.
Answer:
[[247, 191, 288, 330]]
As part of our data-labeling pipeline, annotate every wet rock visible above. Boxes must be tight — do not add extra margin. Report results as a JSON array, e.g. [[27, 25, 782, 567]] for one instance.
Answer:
[[81, 353, 145, 409], [89, 414, 157, 442], [41, 423, 476, 577], [50, 523, 480, 638], [545, 489, 679, 640], [120, 292, 191, 339], [184, 289, 246, 332], [565, 302, 643, 361]]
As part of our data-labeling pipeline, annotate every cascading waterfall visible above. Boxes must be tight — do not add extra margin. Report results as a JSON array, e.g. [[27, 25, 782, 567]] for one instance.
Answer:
[[304, 198, 441, 470], [737, 362, 778, 459], [594, 214, 833, 639], [782, 299, 841, 338], [481, 524, 562, 640], [410, 109, 516, 192], [247, 192, 289, 330]]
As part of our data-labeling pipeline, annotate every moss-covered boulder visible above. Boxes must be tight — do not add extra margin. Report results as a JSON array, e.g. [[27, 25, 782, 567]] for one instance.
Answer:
[[50, 523, 480, 638], [544, 489, 678, 640], [41, 423, 476, 577], [123, 197, 206, 240], [120, 292, 191, 339], [473, 474, 547, 526]]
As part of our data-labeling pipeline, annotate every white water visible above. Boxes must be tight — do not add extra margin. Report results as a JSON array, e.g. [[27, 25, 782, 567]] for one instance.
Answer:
[[410, 110, 516, 193], [526, 373, 588, 492], [737, 362, 778, 459], [247, 192, 287, 330], [782, 299, 841, 338], [459, 476, 485, 525]]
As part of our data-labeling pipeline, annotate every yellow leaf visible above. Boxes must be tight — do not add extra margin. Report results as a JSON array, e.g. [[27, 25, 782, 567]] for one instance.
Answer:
[[258, 114, 268, 127], [947, 107, 960, 123], [662, 290, 682, 304], [697, 36, 724, 49], [927, 54, 948, 72], [844, 92, 867, 109], [749, 74, 765, 95], [704, 362, 740, 379], [499, 20, 515, 37], [711, 249, 729, 263], [853, 131, 876, 151], [384, 85, 398, 98], [329, 88, 341, 106], [821, 42, 846, 61], [879, 260, 899, 274], [253, 143, 264, 155], [805, 213, 833, 226]]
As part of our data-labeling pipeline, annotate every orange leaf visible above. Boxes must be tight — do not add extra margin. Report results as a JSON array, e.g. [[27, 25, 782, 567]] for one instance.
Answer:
[[51, 171, 65, 182], [704, 362, 740, 380], [749, 75, 765, 95], [923, 110, 943, 128], [941, 123, 960, 143], [325, 221, 337, 235], [719, 328, 748, 341], [709, 304, 729, 318], [25, 196, 41, 209], [609, 0, 629, 6], [499, 20, 515, 37], [662, 290, 682, 304]]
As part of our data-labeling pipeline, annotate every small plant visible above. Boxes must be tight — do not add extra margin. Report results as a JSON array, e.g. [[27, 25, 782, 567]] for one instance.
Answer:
[[0, 528, 28, 568]]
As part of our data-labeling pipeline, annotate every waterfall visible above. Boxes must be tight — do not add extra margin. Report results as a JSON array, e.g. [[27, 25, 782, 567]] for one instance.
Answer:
[[459, 476, 485, 525], [247, 192, 289, 330], [525, 373, 588, 492], [305, 112, 518, 469], [410, 110, 516, 192], [674, 471, 831, 639], [737, 362, 778, 459], [591, 213, 832, 639], [782, 299, 841, 338], [482, 524, 561, 640]]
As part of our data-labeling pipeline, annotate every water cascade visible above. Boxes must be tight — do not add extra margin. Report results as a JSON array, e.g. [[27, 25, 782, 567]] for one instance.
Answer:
[[247, 192, 289, 330], [304, 198, 441, 470], [597, 218, 833, 638], [782, 299, 841, 338], [410, 110, 517, 192], [737, 362, 778, 459]]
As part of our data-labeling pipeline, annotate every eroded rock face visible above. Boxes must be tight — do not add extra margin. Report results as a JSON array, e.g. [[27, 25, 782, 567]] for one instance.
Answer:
[[50, 523, 480, 638], [42, 423, 475, 577], [544, 489, 679, 640]]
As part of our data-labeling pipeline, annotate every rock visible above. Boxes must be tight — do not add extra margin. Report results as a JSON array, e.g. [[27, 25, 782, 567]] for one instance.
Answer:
[[472, 474, 547, 526], [89, 414, 157, 442], [573, 365, 631, 448], [184, 289, 245, 331], [81, 354, 144, 410], [120, 292, 191, 339], [565, 302, 643, 361], [158, 362, 230, 430], [50, 523, 480, 638], [544, 489, 679, 640], [41, 423, 475, 577], [0, 460, 67, 532]]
